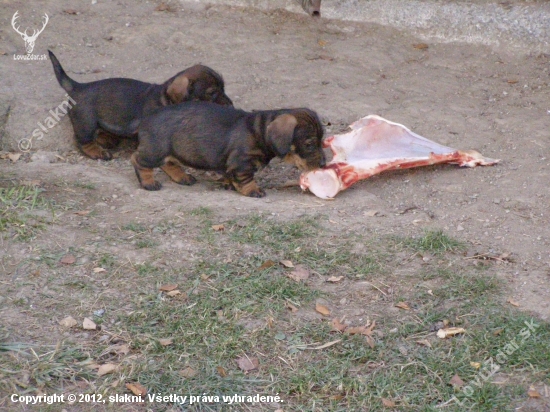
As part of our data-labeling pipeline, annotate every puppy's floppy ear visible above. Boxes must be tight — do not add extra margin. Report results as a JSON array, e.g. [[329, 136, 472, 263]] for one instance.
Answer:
[[166, 74, 190, 104], [266, 114, 298, 156]]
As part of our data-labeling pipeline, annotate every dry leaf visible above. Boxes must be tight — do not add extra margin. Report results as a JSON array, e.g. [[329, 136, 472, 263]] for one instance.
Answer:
[[159, 338, 173, 346], [318, 40, 327, 47], [315, 303, 331, 316], [437, 327, 466, 339], [326, 276, 343, 283], [258, 260, 276, 270], [7, 153, 21, 163], [507, 79, 519, 84], [331, 318, 347, 332], [381, 398, 396, 407], [285, 301, 299, 313], [307, 339, 342, 350], [507, 298, 520, 307], [60, 254, 76, 265], [166, 290, 181, 297], [449, 374, 465, 388], [59, 316, 77, 328], [413, 43, 429, 50], [126, 382, 147, 396], [528, 389, 541, 398], [180, 367, 197, 378], [211, 224, 225, 231], [98, 363, 118, 376], [159, 284, 178, 292], [346, 321, 376, 336], [113, 344, 130, 355], [279, 260, 294, 268], [236, 356, 259, 372], [216, 366, 227, 377], [287, 265, 310, 282], [416, 339, 432, 348], [493, 328, 504, 336], [82, 317, 97, 330], [364, 210, 378, 217], [74, 210, 91, 216], [470, 361, 481, 369], [93, 267, 106, 273], [395, 302, 411, 311]]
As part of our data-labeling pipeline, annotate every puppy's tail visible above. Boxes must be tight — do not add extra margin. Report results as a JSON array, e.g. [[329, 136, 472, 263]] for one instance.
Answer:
[[97, 119, 141, 137], [48, 50, 77, 92]]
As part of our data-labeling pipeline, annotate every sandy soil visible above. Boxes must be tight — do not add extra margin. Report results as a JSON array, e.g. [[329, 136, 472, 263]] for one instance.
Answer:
[[1, 0, 549, 333]]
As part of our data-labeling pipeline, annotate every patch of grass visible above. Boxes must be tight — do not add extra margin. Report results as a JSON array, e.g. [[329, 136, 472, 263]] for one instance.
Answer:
[[402, 229, 466, 254], [0, 185, 53, 240], [73, 181, 96, 190], [190, 206, 214, 217], [136, 238, 159, 249], [122, 222, 147, 233]]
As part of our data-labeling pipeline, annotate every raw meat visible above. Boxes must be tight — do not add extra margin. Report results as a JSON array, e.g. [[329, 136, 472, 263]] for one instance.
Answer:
[[299, 115, 500, 199]]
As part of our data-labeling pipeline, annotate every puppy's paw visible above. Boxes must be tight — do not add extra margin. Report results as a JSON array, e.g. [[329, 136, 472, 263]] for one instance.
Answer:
[[247, 188, 266, 198], [176, 174, 197, 186], [81, 142, 113, 160], [142, 181, 162, 191]]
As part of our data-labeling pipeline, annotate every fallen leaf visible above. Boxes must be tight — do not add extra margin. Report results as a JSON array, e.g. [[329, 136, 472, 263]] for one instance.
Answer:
[[507, 79, 519, 84], [315, 303, 331, 316], [381, 398, 396, 407], [306, 339, 342, 350], [346, 321, 376, 336], [98, 363, 118, 376], [507, 298, 520, 307], [329, 394, 344, 401], [159, 338, 173, 346], [416, 339, 432, 348], [427, 289, 434, 296], [82, 317, 97, 330], [326, 275, 343, 283], [60, 254, 76, 265], [159, 284, 178, 292], [216, 366, 227, 377], [470, 361, 481, 369], [258, 260, 276, 270], [449, 374, 465, 388], [236, 356, 259, 372], [413, 43, 429, 50], [437, 327, 466, 339], [126, 382, 147, 396], [528, 389, 541, 398], [166, 290, 181, 297], [285, 301, 299, 313], [7, 153, 21, 163], [395, 302, 410, 311], [113, 344, 130, 355], [279, 260, 294, 268], [74, 210, 91, 216], [211, 224, 225, 231], [331, 318, 347, 332], [493, 328, 504, 336], [364, 210, 379, 217], [287, 265, 310, 282], [318, 40, 327, 47], [180, 367, 197, 378], [93, 267, 106, 273], [59, 316, 78, 328]]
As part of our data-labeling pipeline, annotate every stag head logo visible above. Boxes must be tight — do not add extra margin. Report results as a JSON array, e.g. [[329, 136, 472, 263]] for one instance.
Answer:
[[12, 11, 49, 54]]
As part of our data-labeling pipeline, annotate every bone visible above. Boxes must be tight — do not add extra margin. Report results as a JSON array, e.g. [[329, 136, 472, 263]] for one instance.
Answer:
[[296, 0, 321, 17], [300, 115, 500, 199]]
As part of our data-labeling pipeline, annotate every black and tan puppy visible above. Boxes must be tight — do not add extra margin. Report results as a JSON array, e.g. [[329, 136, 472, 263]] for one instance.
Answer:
[[48, 50, 232, 160], [131, 102, 326, 197]]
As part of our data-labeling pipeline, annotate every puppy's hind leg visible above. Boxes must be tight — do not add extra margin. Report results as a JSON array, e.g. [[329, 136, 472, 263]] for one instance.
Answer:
[[131, 152, 163, 191], [160, 156, 197, 186], [231, 172, 266, 198]]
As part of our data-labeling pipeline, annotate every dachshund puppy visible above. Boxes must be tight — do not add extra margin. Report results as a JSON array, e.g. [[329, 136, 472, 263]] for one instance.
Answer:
[[48, 50, 232, 160], [131, 102, 326, 197]]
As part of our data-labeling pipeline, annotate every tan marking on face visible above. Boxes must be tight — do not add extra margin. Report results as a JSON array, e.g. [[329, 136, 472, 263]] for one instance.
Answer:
[[283, 153, 309, 171]]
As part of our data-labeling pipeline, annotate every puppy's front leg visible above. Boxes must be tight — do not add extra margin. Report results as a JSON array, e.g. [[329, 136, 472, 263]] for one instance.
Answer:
[[160, 157, 197, 186], [231, 172, 266, 198]]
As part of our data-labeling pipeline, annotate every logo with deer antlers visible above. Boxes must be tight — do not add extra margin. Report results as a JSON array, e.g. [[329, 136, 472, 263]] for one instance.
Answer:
[[12, 11, 49, 55]]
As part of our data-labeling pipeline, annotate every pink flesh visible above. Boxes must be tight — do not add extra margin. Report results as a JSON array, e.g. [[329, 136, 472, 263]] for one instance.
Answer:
[[300, 115, 500, 199]]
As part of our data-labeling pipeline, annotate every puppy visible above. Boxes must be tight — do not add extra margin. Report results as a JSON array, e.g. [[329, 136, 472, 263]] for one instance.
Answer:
[[48, 50, 233, 160], [131, 102, 326, 197]]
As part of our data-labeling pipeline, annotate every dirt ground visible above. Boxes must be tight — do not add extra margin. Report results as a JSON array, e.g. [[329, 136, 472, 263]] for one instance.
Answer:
[[0, 0, 549, 407]]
